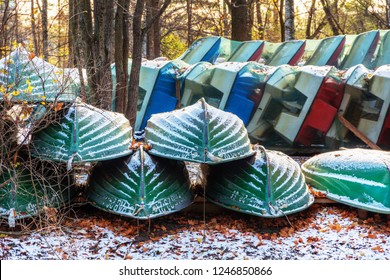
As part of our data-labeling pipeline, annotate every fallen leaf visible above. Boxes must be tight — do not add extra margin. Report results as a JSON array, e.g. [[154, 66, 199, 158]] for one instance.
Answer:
[[371, 245, 384, 253]]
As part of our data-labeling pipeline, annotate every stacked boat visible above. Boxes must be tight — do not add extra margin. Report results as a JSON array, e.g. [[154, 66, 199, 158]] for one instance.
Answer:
[[117, 29, 390, 150], [1, 29, 390, 226]]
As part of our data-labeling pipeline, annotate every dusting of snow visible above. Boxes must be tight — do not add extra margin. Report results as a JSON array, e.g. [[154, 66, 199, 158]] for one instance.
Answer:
[[1, 205, 389, 260]]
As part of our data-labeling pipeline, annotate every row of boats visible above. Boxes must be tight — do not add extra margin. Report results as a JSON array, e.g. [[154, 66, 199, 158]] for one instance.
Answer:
[[111, 30, 390, 149], [0, 98, 389, 224], [0, 30, 390, 225]]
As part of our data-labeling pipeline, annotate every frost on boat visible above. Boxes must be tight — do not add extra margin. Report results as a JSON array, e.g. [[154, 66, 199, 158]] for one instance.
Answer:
[[0, 47, 79, 103], [30, 98, 133, 163], [301, 149, 390, 214], [145, 98, 254, 164], [87, 146, 194, 219], [0, 162, 76, 223], [206, 145, 314, 218]]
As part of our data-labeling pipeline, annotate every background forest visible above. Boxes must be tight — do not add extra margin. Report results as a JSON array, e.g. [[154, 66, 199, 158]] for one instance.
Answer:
[[1, 0, 390, 122]]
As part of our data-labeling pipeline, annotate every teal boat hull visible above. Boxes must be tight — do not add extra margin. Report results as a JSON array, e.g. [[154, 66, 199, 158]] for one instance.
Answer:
[[302, 149, 390, 214], [206, 145, 314, 218], [87, 146, 194, 219]]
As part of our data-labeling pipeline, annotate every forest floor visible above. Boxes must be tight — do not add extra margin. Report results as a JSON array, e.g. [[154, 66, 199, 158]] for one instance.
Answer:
[[1, 202, 389, 260]]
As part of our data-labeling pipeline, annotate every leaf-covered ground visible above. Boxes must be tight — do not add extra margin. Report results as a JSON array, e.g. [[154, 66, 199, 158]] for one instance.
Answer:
[[1, 203, 389, 260]]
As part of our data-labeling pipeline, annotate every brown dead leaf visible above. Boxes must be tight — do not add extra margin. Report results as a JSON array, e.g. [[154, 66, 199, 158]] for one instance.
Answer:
[[308, 186, 327, 198], [307, 236, 321, 243], [188, 220, 196, 226], [123, 227, 137, 236], [329, 223, 342, 232], [28, 52, 35, 60], [371, 245, 384, 253], [366, 233, 377, 239]]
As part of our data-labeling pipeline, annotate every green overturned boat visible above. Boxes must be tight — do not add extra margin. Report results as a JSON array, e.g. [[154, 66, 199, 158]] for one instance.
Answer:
[[0, 162, 76, 223], [31, 98, 133, 164], [206, 145, 314, 217], [87, 146, 194, 219], [302, 149, 390, 214], [145, 98, 254, 164]]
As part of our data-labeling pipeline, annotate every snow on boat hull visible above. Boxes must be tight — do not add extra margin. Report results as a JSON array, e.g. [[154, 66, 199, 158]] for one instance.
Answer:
[[0, 48, 79, 103], [87, 146, 194, 219], [145, 98, 254, 164], [31, 99, 133, 163], [302, 149, 390, 214], [206, 145, 314, 218]]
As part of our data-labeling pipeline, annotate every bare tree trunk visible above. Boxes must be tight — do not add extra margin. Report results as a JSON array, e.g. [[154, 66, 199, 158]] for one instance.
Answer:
[[230, 0, 252, 41], [305, 0, 316, 38], [278, 0, 284, 41], [95, 0, 114, 110], [223, 1, 229, 38], [146, 0, 155, 58], [68, 0, 87, 97], [115, 0, 130, 113], [31, 0, 39, 55], [146, 0, 162, 59], [152, 0, 161, 58], [79, 0, 96, 104], [42, 0, 48, 60], [284, 0, 295, 40], [320, 0, 340, 35], [387, 0, 390, 27], [126, 0, 145, 127], [255, 1, 264, 39], [187, 0, 192, 47], [126, 0, 171, 127]]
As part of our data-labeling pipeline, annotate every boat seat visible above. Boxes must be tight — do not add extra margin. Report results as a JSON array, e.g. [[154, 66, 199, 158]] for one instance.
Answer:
[[296, 99, 338, 146]]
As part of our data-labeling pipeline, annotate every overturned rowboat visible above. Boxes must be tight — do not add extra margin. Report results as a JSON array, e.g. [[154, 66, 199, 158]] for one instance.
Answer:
[[30, 99, 133, 186], [0, 47, 79, 103], [301, 149, 390, 214], [87, 145, 194, 219], [206, 145, 314, 217], [145, 98, 254, 164], [0, 161, 77, 224]]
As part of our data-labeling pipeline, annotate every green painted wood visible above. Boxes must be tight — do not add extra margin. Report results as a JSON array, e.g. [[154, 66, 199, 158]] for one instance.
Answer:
[[0, 47, 79, 103], [206, 145, 314, 217], [0, 163, 76, 220], [145, 98, 255, 164], [301, 149, 390, 214], [31, 99, 133, 163], [87, 146, 194, 219]]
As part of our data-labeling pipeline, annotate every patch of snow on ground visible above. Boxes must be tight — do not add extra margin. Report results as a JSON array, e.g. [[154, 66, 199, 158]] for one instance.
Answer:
[[1, 204, 389, 260]]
